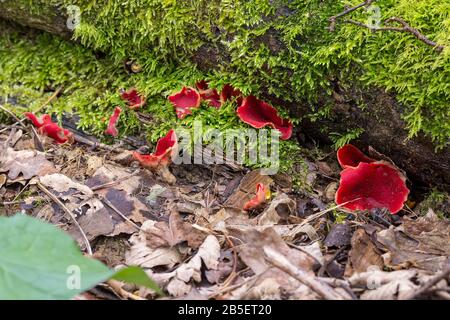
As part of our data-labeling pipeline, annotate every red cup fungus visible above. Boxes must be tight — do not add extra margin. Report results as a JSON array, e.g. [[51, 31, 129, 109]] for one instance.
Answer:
[[105, 107, 122, 137], [168, 87, 201, 119], [237, 95, 293, 140], [243, 183, 271, 211], [120, 88, 146, 110]]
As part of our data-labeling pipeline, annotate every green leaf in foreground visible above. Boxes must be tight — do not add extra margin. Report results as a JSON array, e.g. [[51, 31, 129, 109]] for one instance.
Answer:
[[0, 214, 113, 299], [112, 266, 163, 296], [0, 214, 162, 299]]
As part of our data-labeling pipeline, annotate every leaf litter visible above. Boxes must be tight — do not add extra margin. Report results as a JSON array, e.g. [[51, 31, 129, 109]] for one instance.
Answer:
[[0, 128, 449, 300]]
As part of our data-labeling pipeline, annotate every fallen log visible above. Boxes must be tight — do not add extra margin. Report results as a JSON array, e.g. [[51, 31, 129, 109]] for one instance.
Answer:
[[0, 1, 448, 189]]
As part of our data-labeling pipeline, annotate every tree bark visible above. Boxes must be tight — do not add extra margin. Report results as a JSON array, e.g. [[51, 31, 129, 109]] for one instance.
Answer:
[[0, 7, 448, 190]]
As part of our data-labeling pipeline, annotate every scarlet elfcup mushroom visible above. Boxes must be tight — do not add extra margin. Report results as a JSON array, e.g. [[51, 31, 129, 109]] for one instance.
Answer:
[[237, 95, 293, 140], [335, 162, 409, 214], [243, 183, 271, 211], [337, 144, 375, 169], [220, 83, 242, 106], [196, 81, 221, 108], [120, 88, 146, 110], [105, 107, 122, 137], [39, 123, 73, 144], [25, 112, 73, 144], [24, 112, 52, 128], [168, 87, 201, 119], [133, 129, 178, 184]]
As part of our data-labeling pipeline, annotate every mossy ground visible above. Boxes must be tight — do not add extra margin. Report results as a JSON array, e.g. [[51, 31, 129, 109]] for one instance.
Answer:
[[1, 0, 448, 147], [0, 0, 449, 183]]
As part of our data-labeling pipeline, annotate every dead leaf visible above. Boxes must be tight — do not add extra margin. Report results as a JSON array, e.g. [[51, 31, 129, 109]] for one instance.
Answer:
[[349, 268, 420, 300], [376, 211, 449, 272], [125, 220, 182, 269], [40, 173, 93, 197], [234, 227, 315, 280], [324, 223, 353, 248], [0, 174, 6, 189], [224, 170, 273, 210], [146, 210, 207, 249], [345, 228, 383, 276], [0, 147, 57, 179], [257, 193, 296, 226]]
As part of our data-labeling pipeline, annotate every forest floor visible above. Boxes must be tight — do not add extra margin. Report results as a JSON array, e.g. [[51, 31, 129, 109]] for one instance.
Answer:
[[0, 117, 449, 300]]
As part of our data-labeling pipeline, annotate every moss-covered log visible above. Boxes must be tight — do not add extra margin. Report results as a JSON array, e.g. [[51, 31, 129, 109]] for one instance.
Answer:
[[0, 0, 449, 189]]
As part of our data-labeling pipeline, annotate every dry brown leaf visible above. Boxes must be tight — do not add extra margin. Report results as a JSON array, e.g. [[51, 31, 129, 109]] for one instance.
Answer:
[[257, 193, 296, 226], [224, 170, 273, 210], [125, 220, 182, 269], [376, 211, 449, 272], [40, 173, 93, 197], [349, 268, 420, 300], [0, 148, 57, 180], [233, 228, 315, 288], [160, 235, 221, 297], [146, 210, 207, 249], [345, 228, 384, 277]]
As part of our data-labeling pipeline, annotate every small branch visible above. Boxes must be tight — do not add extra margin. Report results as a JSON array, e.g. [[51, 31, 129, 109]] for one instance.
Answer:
[[404, 266, 450, 300], [0, 86, 62, 134], [101, 197, 143, 232], [263, 247, 346, 300], [106, 279, 145, 300], [90, 170, 140, 191], [36, 181, 92, 255], [344, 17, 445, 52], [329, 0, 376, 31]]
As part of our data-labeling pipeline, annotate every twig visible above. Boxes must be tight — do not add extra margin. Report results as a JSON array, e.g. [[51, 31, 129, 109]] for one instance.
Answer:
[[263, 247, 346, 300], [106, 279, 145, 300], [318, 245, 348, 277], [72, 132, 125, 153], [0, 104, 28, 130], [0, 86, 63, 134], [318, 277, 357, 300], [91, 170, 140, 191], [209, 273, 262, 299], [344, 17, 445, 52], [36, 181, 92, 255], [329, 0, 375, 31], [404, 266, 450, 300], [220, 234, 239, 288], [101, 197, 143, 232]]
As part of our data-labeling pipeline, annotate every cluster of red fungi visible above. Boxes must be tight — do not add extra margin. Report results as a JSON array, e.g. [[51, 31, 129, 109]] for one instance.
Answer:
[[23, 84, 409, 214]]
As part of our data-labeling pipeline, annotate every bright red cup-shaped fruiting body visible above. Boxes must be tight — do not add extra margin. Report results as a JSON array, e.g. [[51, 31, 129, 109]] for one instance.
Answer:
[[220, 84, 242, 106], [120, 88, 146, 110], [243, 183, 271, 211], [105, 107, 122, 137], [24, 112, 52, 128], [133, 129, 178, 169], [195, 80, 220, 108], [39, 123, 73, 144], [25, 112, 72, 144], [337, 144, 375, 169], [168, 87, 201, 119], [335, 162, 409, 214], [237, 96, 293, 140]]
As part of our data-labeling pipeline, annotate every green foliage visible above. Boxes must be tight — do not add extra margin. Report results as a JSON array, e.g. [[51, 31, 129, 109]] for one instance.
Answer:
[[417, 189, 449, 219], [112, 266, 163, 296], [0, 214, 160, 299], [1, 0, 449, 148], [0, 214, 112, 299], [330, 128, 365, 150]]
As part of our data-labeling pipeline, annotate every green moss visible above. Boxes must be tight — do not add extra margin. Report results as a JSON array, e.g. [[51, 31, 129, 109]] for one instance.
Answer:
[[0, 0, 449, 149], [416, 189, 449, 219]]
